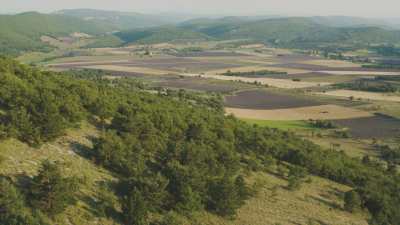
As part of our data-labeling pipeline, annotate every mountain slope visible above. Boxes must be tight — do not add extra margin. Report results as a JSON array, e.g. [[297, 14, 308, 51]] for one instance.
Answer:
[[115, 26, 211, 44], [56, 9, 186, 30], [180, 17, 400, 47], [0, 12, 111, 54]]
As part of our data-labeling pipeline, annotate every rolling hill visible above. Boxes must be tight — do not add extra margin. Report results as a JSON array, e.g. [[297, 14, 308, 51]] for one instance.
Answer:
[[115, 26, 211, 44], [56, 9, 191, 30], [0, 12, 112, 54], [179, 17, 400, 48]]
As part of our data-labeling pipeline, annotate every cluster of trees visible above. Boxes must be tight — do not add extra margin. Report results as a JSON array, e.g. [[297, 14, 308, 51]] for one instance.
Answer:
[[370, 45, 400, 57], [0, 160, 79, 225], [335, 79, 399, 93], [375, 144, 400, 166], [220, 69, 287, 77], [362, 64, 400, 70], [0, 58, 400, 224], [308, 119, 336, 129]]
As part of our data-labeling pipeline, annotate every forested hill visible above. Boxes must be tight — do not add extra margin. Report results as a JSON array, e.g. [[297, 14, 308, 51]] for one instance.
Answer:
[[112, 16, 400, 48], [179, 17, 400, 47], [0, 57, 399, 224], [55, 9, 185, 30], [115, 26, 211, 44], [0, 12, 112, 54]]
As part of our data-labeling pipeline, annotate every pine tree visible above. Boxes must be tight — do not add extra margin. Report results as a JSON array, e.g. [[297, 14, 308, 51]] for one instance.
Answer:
[[29, 160, 79, 216], [122, 189, 148, 225], [344, 190, 362, 213]]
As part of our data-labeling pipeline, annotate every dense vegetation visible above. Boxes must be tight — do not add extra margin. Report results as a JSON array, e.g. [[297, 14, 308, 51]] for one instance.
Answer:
[[334, 78, 400, 93], [179, 17, 400, 48], [57, 9, 183, 30], [0, 12, 111, 55], [115, 26, 211, 44], [220, 70, 288, 77], [0, 58, 400, 224], [3, 12, 400, 55]]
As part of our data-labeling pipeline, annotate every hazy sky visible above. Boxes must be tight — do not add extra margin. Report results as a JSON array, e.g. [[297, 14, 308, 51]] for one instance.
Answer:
[[1, 0, 399, 18]]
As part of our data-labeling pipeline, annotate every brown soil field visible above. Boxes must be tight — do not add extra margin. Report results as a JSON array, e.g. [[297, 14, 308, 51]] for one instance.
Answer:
[[169, 51, 250, 57], [51, 57, 242, 73], [156, 77, 248, 93], [321, 90, 400, 102], [225, 105, 372, 121], [225, 90, 323, 109], [333, 114, 400, 139], [82, 65, 170, 75]]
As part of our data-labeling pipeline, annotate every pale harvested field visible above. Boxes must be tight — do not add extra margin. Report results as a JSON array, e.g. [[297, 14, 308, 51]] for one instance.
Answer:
[[321, 90, 400, 102], [82, 65, 170, 75], [301, 59, 361, 68], [318, 70, 400, 76], [203, 74, 330, 89], [226, 104, 372, 120]]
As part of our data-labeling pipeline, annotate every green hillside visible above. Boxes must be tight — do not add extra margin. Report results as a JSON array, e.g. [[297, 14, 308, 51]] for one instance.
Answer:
[[56, 9, 187, 30], [115, 26, 211, 44], [0, 12, 111, 54], [180, 17, 400, 48]]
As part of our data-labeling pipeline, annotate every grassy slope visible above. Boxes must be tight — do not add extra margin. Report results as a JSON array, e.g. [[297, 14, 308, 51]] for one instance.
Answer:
[[195, 172, 368, 225], [0, 121, 368, 225], [0, 122, 117, 225]]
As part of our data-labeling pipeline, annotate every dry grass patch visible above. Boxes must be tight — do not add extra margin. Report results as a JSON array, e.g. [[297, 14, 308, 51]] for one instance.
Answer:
[[0, 122, 118, 225], [321, 90, 400, 102], [194, 172, 368, 225], [226, 104, 372, 121]]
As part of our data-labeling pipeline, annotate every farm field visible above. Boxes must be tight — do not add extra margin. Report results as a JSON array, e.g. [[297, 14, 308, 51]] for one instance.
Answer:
[[320, 90, 400, 102], [202, 74, 330, 88], [225, 90, 323, 109], [155, 76, 254, 93], [333, 114, 400, 139], [225, 105, 372, 121], [318, 70, 400, 76]]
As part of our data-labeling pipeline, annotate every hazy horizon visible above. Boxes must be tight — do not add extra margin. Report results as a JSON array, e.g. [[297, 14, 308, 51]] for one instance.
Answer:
[[1, 0, 399, 19]]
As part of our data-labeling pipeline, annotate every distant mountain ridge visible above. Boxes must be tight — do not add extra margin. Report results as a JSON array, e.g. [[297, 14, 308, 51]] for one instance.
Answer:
[[176, 17, 400, 48], [2, 10, 400, 55], [55, 9, 191, 30]]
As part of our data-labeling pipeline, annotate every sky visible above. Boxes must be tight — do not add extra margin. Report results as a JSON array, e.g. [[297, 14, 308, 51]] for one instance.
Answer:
[[1, 0, 399, 18]]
